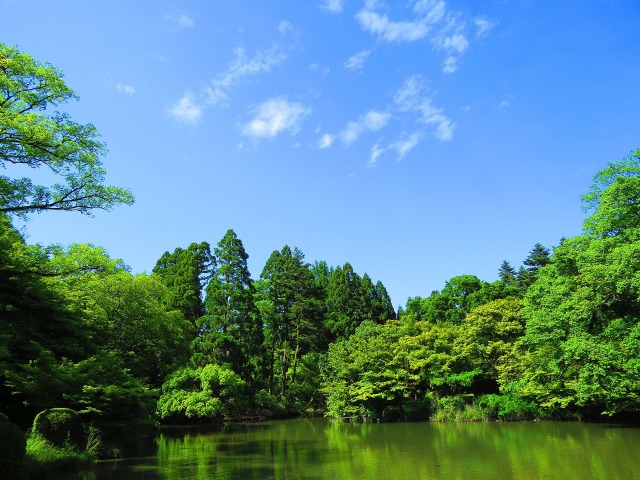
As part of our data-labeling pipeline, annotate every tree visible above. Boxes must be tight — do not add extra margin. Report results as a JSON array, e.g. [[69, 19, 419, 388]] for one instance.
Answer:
[[582, 148, 640, 238], [517, 243, 551, 289], [0, 43, 133, 218], [258, 245, 325, 403], [195, 230, 263, 385], [498, 260, 517, 285], [325, 263, 366, 340], [153, 242, 213, 323]]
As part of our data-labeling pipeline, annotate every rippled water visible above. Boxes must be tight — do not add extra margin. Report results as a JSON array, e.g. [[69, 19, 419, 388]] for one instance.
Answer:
[[73, 418, 639, 479]]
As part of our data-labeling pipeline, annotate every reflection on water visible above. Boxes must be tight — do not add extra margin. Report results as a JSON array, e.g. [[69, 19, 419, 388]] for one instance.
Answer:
[[70, 419, 639, 480]]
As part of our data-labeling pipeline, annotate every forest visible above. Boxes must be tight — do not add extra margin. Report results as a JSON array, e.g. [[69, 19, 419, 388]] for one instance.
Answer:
[[2, 43, 640, 475]]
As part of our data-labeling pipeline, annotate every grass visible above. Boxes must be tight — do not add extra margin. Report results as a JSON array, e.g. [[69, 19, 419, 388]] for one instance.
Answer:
[[23, 435, 95, 478]]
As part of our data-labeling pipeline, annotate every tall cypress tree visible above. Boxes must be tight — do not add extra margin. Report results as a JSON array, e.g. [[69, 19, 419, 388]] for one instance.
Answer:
[[258, 246, 325, 397], [325, 262, 367, 341], [194, 230, 263, 384], [153, 242, 213, 323], [517, 243, 551, 290]]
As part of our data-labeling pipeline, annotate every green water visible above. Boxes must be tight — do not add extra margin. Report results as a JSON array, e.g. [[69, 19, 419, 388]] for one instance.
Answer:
[[85, 418, 638, 480]]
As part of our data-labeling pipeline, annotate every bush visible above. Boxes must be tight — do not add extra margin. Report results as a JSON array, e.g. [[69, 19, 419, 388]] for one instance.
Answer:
[[32, 408, 84, 449], [0, 421, 26, 479], [478, 394, 540, 421], [0, 412, 10, 422]]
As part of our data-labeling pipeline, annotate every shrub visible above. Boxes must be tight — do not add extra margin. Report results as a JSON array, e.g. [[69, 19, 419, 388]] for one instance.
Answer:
[[0, 421, 26, 479], [478, 394, 540, 421], [32, 408, 84, 449]]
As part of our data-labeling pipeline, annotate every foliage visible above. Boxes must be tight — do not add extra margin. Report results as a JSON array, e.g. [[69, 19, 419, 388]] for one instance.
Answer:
[[31, 408, 84, 450], [153, 242, 212, 322], [258, 245, 326, 406], [196, 230, 263, 385], [0, 43, 133, 218], [157, 364, 248, 422]]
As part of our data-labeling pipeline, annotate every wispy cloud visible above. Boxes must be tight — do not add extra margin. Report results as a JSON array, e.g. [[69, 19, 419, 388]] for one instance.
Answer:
[[345, 49, 372, 71], [355, 1, 495, 73], [278, 20, 294, 34], [320, 0, 345, 14], [356, 9, 430, 42], [170, 93, 203, 124], [241, 97, 311, 139], [166, 14, 195, 30], [318, 133, 335, 149], [116, 83, 135, 95], [207, 44, 288, 107], [391, 132, 422, 160], [474, 16, 497, 39], [368, 140, 385, 168], [393, 75, 454, 142], [340, 110, 391, 146]]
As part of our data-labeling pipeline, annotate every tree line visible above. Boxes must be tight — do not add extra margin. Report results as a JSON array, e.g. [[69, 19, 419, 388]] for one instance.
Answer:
[[3, 42, 640, 464]]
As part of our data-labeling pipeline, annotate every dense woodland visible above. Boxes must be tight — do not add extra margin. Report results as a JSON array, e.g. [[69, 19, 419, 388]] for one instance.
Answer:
[[3, 42, 640, 465]]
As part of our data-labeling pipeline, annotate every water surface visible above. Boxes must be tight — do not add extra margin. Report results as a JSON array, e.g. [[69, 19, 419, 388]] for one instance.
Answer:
[[81, 418, 638, 479]]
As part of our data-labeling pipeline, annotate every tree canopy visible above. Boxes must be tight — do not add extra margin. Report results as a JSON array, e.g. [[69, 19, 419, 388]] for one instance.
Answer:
[[0, 43, 133, 218]]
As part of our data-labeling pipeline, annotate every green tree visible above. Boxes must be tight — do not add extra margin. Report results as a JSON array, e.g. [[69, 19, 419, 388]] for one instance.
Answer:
[[0, 43, 133, 218], [0, 215, 89, 426], [195, 230, 263, 385], [582, 148, 640, 238], [521, 149, 640, 417], [498, 260, 517, 285], [77, 271, 192, 387], [153, 242, 212, 323], [517, 243, 551, 289], [258, 246, 325, 405], [325, 263, 366, 340]]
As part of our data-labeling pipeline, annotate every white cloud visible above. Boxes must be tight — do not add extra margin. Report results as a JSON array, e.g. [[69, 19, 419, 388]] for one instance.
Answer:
[[393, 76, 455, 142], [355, 1, 495, 74], [345, 49, 371, 71], [394, 75, 428, 111], [340, 110, 391, 146], [241, 97, 311, 139], [442, 56, 458, 73], [207, 45, 287, 108], [474, 16, 497, 38], [391, 132, 422, 160], [166, 14, 194, 29], [116, 83, 135, 94], [318, 133, 335, 149], [320, 0, 344, 14], [170, 93, 203, 124], [356, 10, 430, 42], [414, 0, 446, 23], [278, 20, 294, 34], [368, 141, 384, 167], [178, 14, 194, 29], [441, 33, 469, 54]]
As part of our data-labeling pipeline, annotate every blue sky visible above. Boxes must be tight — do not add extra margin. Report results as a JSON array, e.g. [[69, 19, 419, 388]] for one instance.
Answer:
[[4, 0, 640, 307]]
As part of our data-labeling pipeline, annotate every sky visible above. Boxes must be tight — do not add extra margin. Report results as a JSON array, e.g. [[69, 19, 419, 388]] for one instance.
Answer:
[[3, 0, 640, 307]]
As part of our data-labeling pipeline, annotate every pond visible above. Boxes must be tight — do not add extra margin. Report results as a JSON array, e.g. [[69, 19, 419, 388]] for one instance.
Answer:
[[75, 418, 638, 479]]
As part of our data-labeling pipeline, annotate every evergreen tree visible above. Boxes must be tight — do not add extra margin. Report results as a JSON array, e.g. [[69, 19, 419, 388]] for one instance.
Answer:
[[153, 242, 213, 323], [258, 246, 325, 398], [195, 230, 263, 385], [517, 243, 551, 289], [325, 263, 366, 340], [498, 260, 517, 285], [374, 280, 396, 322]]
